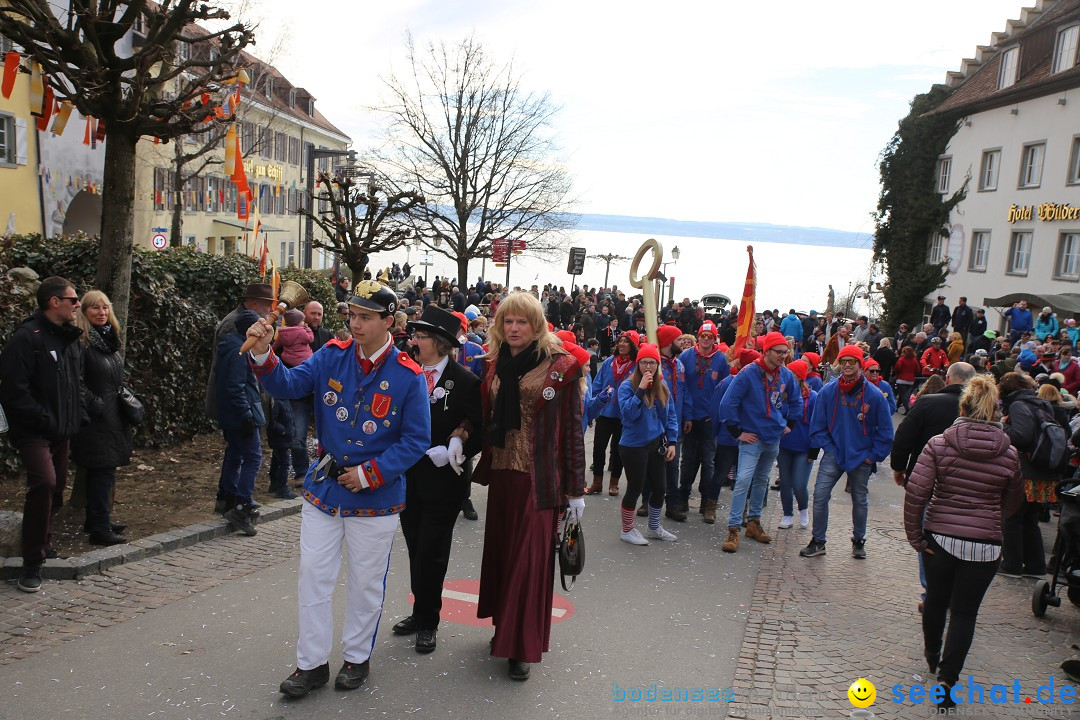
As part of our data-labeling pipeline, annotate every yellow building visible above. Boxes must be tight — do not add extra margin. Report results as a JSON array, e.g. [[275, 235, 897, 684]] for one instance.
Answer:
[[133, 54, 350, 269], [0, 35, 44, 235]]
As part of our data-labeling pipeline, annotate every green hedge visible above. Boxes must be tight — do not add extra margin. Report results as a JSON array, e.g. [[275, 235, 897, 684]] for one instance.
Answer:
[[0, 234, 341, 477]]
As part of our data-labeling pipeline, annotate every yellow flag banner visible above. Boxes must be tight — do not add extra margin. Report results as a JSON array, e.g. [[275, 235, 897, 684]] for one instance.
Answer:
[[733, 245, 756, 352], [50, 101, 73, 136], [28, 62, 44, 116]]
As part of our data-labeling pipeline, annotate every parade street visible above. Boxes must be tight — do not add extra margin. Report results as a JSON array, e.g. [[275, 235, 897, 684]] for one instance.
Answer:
[[2, 432, 1079, 720]]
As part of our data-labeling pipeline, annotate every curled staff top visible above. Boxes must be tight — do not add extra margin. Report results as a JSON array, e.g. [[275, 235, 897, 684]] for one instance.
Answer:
[[982, 292, 1080, 316], [629, 238, 663, 289]]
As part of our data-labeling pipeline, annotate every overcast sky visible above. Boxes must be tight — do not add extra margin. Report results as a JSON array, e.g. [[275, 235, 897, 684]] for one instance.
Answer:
[[236, 0, 1026, 236]]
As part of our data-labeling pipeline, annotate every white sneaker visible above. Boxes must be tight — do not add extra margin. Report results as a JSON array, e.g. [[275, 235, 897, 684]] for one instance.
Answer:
[[646, 525, 678, 542], [778, 515, 794, 529], [799, 509, 809, 528], [620, 528, 650, 545]]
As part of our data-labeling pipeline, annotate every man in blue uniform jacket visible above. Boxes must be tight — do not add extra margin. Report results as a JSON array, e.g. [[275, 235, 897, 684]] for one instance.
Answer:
[[245, 280, 430, 698]]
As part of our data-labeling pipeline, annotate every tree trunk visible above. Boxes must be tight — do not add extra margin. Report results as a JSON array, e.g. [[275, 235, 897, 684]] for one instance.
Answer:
[[169, 138, 185, 247], [96, 122, 139, 352], [457, 256, 470, 291]]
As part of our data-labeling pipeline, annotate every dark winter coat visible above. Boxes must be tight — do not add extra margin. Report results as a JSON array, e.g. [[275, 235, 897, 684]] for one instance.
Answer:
[[0, 311, 84, 445], [71, 325, 133, 468], [1003, 389, 1065, 482], [904, 418, 1023, 551], [267, 397, 294, 450], [890, 384, 963, 479], [214, 314, 267, 432]]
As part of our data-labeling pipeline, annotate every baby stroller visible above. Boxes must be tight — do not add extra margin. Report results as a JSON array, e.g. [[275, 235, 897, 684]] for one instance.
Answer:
[[1032, 481, 1080, 616]]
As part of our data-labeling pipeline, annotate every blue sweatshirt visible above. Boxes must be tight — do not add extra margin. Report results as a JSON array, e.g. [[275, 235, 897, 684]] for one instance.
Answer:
[[588, 354, 636, 421], [617, 380, 679, 447], [807, 374, 823, 393], [808, 376, 894, 472], [711, 373, 738, 447], [1004, 306, 1033, 334], [718, 362, 803, 445], [868, 379, 896, 415], [660, 353, 689, 425], [779, 389, 818, 453], [679, 346, 730, 421]]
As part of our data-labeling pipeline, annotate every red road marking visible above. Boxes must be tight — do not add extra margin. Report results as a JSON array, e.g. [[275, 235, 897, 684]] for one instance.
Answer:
[[407, 578, 575, 627]]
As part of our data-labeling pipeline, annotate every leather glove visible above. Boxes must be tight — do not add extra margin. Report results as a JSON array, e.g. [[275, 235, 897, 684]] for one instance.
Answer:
[[567, 496, 585, 522], [426, 445, 451, 467], [447, 436, 465, 475]]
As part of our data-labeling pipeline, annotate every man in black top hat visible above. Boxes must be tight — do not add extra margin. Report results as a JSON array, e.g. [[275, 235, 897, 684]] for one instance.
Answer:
[[392, 305, 482, 654], [204, 283, 276, 514]]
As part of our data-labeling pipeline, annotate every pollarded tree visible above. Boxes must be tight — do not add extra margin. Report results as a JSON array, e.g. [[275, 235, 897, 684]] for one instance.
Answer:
[[375, 34, 575, 285], [0, 0, 253, 337], [298, 168, 425, 284]]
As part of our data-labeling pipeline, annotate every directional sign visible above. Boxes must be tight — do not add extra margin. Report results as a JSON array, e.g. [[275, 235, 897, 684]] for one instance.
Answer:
[[151, 233, 168, 250], [409, 578, 575, 627], [567, 247, 586, 275]]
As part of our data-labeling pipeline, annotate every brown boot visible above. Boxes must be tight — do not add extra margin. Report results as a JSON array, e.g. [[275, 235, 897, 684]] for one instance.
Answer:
[[745, 518, 772, 544], [702, 499, 717, 524], [608, 477, 620, 496], [585, 475, 603, 495], [722, 526, 740, 553], [665, 504, 687, 522]]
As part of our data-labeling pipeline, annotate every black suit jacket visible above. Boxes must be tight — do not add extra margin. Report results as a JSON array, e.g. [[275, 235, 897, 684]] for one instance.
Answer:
[[890, 384, 963, 478], [404, 359, 483, 503]]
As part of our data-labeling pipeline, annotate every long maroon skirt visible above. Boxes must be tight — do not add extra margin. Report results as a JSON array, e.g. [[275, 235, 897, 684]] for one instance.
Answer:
[[477, 469, 558, 663]]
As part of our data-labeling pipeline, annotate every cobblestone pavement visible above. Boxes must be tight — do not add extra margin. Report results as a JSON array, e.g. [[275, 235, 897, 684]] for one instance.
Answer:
[[726, 471, 1080, 719], [0, 515, 302, 666]]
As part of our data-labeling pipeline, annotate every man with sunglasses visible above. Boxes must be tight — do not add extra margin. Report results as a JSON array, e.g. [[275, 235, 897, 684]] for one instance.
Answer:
[[675, 321, 729, 519], [800, 344, 893, 560], [717, 332, 802, 552], [0, 276, 84, 593]]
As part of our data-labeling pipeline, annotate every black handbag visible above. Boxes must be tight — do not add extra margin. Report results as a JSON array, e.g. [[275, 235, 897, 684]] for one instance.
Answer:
[[118, 386, 146, 426], [557, 513, 584, 591]]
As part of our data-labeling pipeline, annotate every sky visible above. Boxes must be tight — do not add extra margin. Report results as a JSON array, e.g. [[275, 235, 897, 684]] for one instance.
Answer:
[[229, 0, 1028, 239]]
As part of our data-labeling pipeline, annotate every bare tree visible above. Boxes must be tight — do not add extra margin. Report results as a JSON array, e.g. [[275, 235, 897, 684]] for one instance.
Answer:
[[375, 34, 575, 285], [298, 169, 424, 284], [0, 0, 252, 335]]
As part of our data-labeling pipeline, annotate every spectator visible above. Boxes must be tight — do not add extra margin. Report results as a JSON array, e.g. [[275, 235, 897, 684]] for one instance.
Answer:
[[1004, 300, 1034, 345], [951, 297, 973, 342], [304, 301, 332, 352], [930, 296, 951, 335]]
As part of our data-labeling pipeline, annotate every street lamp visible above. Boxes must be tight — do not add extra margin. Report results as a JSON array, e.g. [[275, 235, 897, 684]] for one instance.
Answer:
[[660, 245, 680, 306]]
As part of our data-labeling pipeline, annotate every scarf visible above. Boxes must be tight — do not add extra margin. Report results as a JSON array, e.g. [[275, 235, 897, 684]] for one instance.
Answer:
[[612, 355, 634, 382], [87, 322, 118, 354], [693, 344, 718, 388], [831, 374, 867, 435], [753, 358, 782, 418], [838, 373, 862, 394], [489, 340, 542, 448]]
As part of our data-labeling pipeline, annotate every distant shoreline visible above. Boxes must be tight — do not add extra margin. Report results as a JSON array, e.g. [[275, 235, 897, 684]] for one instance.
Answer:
[[573, 213, 870, 250]]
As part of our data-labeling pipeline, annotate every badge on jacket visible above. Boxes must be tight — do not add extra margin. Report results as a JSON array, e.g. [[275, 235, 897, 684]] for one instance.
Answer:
[[371, 393, 391, 418]]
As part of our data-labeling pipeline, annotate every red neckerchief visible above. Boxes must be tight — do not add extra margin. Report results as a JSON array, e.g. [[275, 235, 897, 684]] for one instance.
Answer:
[[355, 337, 391, 377], [753, 358, 782, 418], [830, 374, 867, 435], [693, 343, 718, 388], [612, 355, 634, 382], [661, 354, 679, 404], [800, 384, 811, 422]]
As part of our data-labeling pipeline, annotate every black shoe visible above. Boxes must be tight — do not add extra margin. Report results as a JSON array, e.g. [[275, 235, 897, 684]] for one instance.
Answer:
[[392, 616, 419, 635], [800, 539, 827, 557], [83, 522, 127, 534], [224, 503, 258, 536], [416, 628, 437, 654], [279, 663, 329, 698], [461, 498, 478, 521], [636, 504, 648, 517], [935, 682, 956, 712], [852, 539, 866, 559], [269, 484, 298, 500], [17, 564, 42, 593], [88, 530, 128, 546], [214, 496, 233, 514], [508, 659, 530, 681], [926, 652, 940, 674], [334, 660, 369, 690], [665, 506, 687, 522], [44, 549, 60, 560]]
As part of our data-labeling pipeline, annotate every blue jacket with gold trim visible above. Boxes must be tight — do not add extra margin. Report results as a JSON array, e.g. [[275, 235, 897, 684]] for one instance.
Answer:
[[457, 339, 486, 377], [252, 336, 430, 517]]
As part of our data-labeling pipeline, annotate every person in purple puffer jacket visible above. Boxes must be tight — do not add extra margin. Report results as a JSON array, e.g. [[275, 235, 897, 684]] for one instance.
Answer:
[[903, 374, 1023, 712]]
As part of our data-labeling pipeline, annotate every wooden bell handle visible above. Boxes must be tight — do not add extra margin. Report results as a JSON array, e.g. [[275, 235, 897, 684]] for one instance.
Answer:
[[238, 302, 286, 355]]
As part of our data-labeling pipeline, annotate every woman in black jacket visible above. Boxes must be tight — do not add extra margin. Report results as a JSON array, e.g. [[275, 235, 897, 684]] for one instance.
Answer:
[[71, 291, 133, 546]]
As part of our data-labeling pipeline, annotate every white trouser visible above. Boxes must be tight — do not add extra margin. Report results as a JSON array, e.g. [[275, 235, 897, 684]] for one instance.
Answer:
[[296, 502, 398, 669]]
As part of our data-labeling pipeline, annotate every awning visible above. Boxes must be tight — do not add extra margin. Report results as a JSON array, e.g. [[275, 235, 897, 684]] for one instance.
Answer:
[[212, 218, 287, 232], [982, 292, 1080, 316]]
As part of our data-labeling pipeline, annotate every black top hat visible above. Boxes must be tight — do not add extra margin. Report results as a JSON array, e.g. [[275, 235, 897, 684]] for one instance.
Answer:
[[242, 283, 275, 301], [348, 280, 397, 315], [407, 305, 463, 347]]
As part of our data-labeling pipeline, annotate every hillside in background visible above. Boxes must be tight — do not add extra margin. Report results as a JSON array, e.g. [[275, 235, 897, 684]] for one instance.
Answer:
[[576, 214, 869, 249]]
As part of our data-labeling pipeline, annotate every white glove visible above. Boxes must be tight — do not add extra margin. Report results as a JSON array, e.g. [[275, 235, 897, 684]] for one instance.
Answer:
[[567, 497, 585, 522], [426, 446, 450, 467], [447, 436, 465, 475]]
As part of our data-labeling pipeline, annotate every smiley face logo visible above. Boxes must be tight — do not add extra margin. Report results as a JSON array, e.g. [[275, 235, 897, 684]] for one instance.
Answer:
[[848, 678, 876, 708]]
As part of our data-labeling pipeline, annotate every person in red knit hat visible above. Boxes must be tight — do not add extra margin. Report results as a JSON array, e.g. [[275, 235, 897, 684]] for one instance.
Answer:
[[585, 330, 640, 495]]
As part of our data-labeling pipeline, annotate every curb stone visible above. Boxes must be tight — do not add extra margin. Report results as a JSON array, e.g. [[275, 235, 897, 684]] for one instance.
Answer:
[[0, 497, 303, 581]]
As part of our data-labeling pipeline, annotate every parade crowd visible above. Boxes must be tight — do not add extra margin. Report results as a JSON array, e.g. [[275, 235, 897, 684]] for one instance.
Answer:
[[3, 270, 1079, 711]]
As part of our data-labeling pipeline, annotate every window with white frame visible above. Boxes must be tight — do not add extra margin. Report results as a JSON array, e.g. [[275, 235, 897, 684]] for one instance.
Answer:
[[1008, 231, 1032, 275], [999, 47, 1019, 89], [1019, 143, 1045, 188], [936, 156, 952, 193], [970, 231, 990, 271], [1058, 233, 1080, 279], [0, 113, 15, 165], [1069, 137, 1080, 185], [264, 77, 274, 99], [979, 149, 1000, 191], [0, 35, 13, 54], [928, 233, 947, 264], [1055, 25, 1080, 74]]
